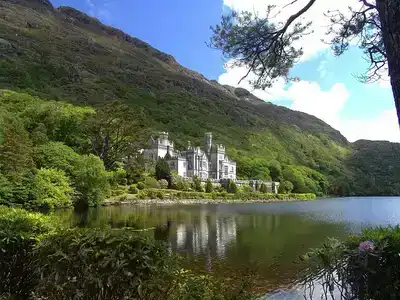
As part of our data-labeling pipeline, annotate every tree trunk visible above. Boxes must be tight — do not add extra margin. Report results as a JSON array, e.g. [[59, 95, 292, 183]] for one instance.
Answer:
[[376, 0, 400, 127]]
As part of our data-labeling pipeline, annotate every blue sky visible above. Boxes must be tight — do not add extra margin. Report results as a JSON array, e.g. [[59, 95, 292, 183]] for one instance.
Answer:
[[51, 0, 399, 142]]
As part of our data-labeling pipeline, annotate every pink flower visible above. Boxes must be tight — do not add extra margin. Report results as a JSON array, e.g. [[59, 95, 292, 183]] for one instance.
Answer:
[[359, 240, 374, 253]]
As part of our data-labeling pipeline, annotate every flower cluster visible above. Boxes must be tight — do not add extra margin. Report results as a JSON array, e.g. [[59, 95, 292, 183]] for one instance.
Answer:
[[359, 240, 374, 253]]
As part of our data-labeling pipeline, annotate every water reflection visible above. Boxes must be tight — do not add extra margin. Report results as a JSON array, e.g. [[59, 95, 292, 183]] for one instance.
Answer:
[[54, 197, 400, 294]]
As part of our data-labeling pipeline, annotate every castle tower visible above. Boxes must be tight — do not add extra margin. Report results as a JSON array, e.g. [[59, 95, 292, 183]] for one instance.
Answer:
[[204, 132, 212, 156], [158, 132, 169, 145]]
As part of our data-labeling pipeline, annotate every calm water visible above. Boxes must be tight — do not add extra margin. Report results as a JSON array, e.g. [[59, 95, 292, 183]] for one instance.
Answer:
[[55, 197, 400, 297]]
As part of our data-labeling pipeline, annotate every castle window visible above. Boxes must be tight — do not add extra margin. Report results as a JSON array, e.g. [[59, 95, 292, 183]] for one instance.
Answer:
[[224, 166, 228, 175]]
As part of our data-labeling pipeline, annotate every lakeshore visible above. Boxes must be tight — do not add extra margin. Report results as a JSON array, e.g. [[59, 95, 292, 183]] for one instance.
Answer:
[[103, 188, 317, 206]]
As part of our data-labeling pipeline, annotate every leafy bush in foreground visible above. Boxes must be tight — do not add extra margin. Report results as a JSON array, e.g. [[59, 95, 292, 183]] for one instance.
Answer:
[[34, 229, 177, 300], [0, 206, 56, 299], [302, 226, 400, 300]]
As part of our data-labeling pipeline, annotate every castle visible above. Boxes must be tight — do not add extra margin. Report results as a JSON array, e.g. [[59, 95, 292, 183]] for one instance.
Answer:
[[142, 132, 236, 180]]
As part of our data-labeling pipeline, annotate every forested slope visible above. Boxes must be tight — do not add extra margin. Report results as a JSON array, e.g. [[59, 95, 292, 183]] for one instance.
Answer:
[[0, 0, 398, 195]]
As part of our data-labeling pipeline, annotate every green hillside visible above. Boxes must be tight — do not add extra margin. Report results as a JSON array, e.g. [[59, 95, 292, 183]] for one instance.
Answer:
[[0, 0, 399, 195]]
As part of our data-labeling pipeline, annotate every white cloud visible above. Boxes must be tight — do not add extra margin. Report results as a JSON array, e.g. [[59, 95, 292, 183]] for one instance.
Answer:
[[223, 0, 362, 61], [85, 0, 112, 21], [340, 109, 400, 143], [218, 61, 287, 101], [287, 81, 349, 130], [218, 61, 400, 143]]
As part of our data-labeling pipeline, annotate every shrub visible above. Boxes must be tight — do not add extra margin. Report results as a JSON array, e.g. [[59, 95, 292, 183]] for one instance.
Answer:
[[146, 189, 157, 199], [128, 184, 138, 194], [110, 188, 127, 196], [227, 180, 238, 194], [156, 191, 164, 199], [30, 168, 73, 209], [192, 176, 204, 192], [33, 229, 179, 300], [259, 183, 268, 193], [279, 181, 294, 194], [302, 226, 400, 300], [144, 177, 160, 189], [172, 174, 191, 191], [110, 167, 127, 186], [241, 185, 254, 193], [205, 178, 213, 193], [155, 158, 171, 181], [0, 207, 56, 298], [158, 179, 169, 189], [137, 181, 145, 190]]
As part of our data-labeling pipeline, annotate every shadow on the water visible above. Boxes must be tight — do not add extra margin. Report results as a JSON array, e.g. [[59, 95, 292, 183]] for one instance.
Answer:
[[154, 219, 172, 242]]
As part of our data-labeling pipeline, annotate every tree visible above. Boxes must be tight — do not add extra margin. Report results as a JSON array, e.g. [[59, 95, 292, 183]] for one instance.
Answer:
[[227, 179, 238, 193], [192, 176, 204, 192], [210, 0, 400, 125], [205, 178, 214, 193], [72, 154, 111, 207], [31, 168, 73, 209], [0, 117, 34, 179], [279, 181, 294, 194], [86, 101, 149, 170], [268, 160, 283, 182], [155, 158, 171, 182], [260, 183, 268, 193], [35, 142, 81, 176]]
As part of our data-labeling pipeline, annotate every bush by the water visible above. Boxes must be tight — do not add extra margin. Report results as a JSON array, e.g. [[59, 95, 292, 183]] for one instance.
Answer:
[[34, 229, 177, 300], [0, 207, 57, 298], [0, 206, 255, 300], [302, 226, 400, 300], [158, 179, 169, 189]]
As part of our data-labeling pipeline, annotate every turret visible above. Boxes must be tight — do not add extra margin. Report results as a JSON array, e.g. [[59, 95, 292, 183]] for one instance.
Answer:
[[158, 132, 169, 145], [204, 132, 212, 155]]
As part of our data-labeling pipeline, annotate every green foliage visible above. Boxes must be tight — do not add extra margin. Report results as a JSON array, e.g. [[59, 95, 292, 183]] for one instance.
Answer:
[[73, 155, 111, 207], [192, 176, 204, 192], [0, 0, 398, 198], [0, 117, 34, 179], [124, 154, 149, 184], [205, 178, 213, 193], [241, 185, 254, 193], [110, 167, 127, 186], [171, 172, 191, 191], [158, 179, 169, 189], [128, 184, 139, 194], [33, 229, 179, 300], [31, 168, 73, 209], [0, 206, 56, 298], [35, 142, 81, 175], [86, 101, 149, 170], [155, 158, 171, 181], [302, 226, 400, 300], [268, 160, 283, 182], [279, 181, 294, 194], [143, 177, 160, 189], [227, 180, 238, 194], [137, 182, 145, 190], [259, 183, 268, 193], [282, 165, 328, 194]]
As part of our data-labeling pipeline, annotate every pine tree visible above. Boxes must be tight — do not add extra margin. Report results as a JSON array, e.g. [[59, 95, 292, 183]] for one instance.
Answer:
[[205, 178, 213, 193]]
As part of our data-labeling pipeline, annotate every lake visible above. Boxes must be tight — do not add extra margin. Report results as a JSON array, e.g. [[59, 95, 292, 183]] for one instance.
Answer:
[[56, 197, 400, 298]]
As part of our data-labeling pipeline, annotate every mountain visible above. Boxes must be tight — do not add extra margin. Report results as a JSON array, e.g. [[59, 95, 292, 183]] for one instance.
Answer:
[[0, 0, 399, 195]]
